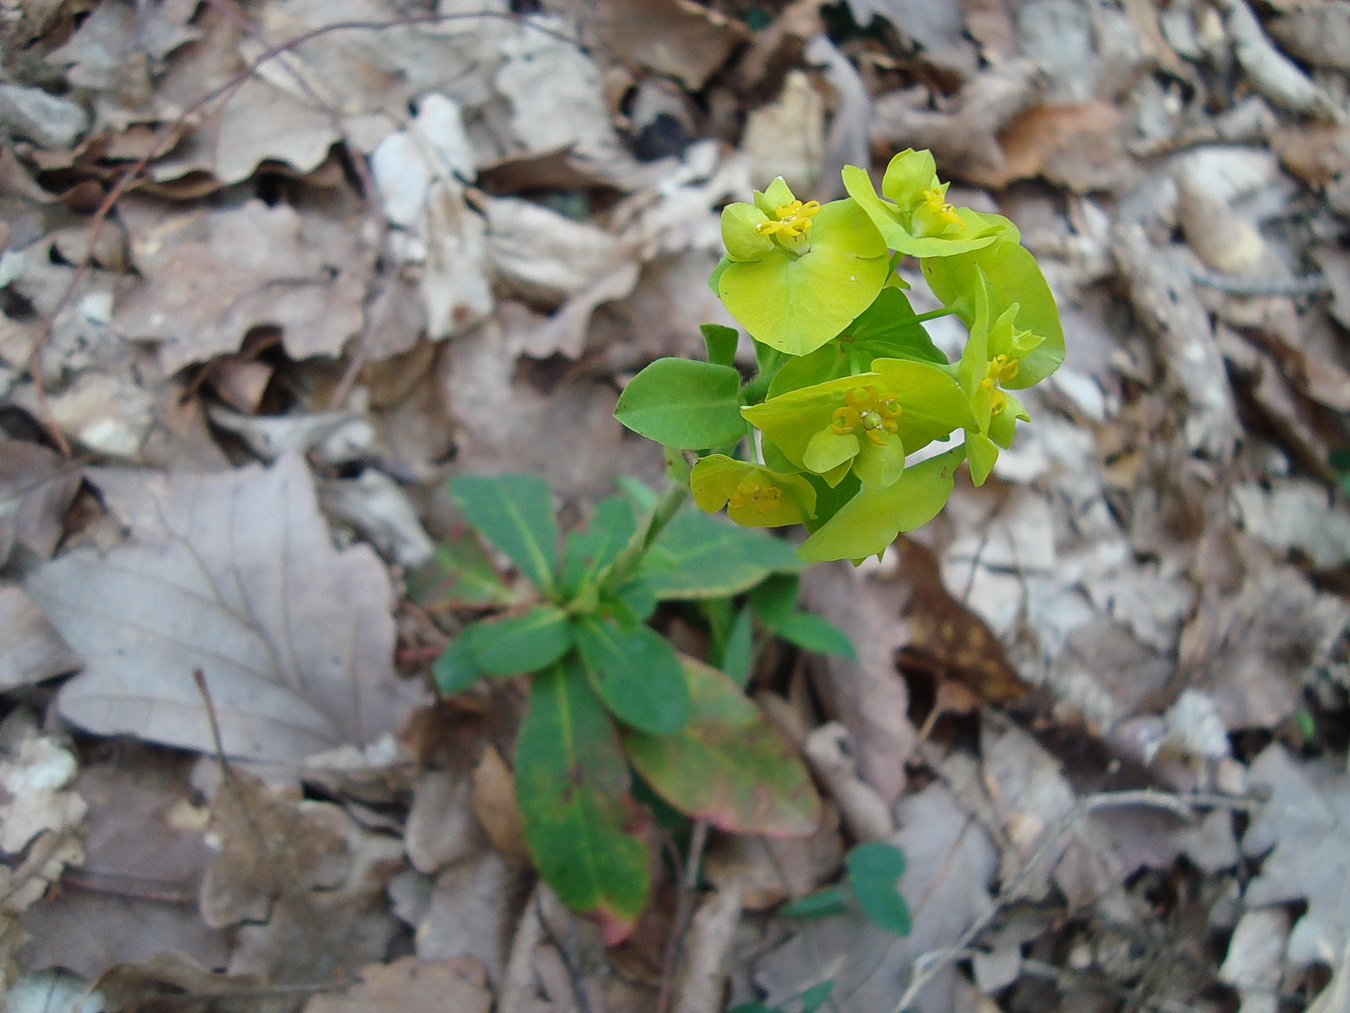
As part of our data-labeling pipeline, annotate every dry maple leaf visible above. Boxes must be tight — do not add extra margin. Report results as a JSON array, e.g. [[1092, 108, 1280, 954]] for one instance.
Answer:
[[25, 454, 427, 765], [1242, 743, 1350, 968]]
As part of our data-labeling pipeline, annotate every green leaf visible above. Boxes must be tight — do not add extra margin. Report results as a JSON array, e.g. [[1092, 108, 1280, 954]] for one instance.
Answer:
[[717, 198, 890, 357], [848, 288, 947, 365], [573, 616, 690, 734], [614, 358, 748, 449], [623, 655, 822, 835], [701, 323, 740, 367], [798, 445, 965, 562], [432, 636, 485, 694], [637, 508, 801, 600], [607, 576, 659, 624], [922, 240, 1064, 386], [515, 661, 651, 943], [406, 529, 520, 609], [750, 576, 853, 658], [799, 980, 835, 1013], [560, 496, 639, 598], [451, 475, 559, 595], [720, 605, 754, 687], [842, 164, 997, 259], [465, 604, 573, 676], [846, 841, 912, 936], [769, 612, 855, 659], [780, 885, 850, 920]]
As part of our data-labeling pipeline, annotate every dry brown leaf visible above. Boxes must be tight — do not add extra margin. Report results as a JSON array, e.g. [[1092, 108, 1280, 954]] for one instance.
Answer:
[[302, 955, 493, 1013], [1243, 744, 1350, 967], [741, 70, 826, 194], [471, 745, 529, 860], [870, 61, 1039, 185], [587, 0, 745, 91], [404, 769, 484, 876], [113, 197, 367, 373], [26, 454, 428, 765], [1110, 223, 1240, 459], [19, 748, 226, 979], [0, 586, 81, 693], [200, 771, 404, 983], [415, 851, 524, 985], [799, 562, 919, 806], [1180, 566, 1349, 729], [990, 103, 1131, 192], [0, 717, 86, 916]]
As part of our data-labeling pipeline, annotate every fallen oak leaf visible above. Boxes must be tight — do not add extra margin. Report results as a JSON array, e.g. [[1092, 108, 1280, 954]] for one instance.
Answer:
[[25, 454, 428, 765]]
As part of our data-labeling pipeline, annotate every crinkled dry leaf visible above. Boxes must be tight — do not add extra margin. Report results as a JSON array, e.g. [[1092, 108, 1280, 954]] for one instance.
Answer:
[[114, 198, 367, 373], [1243, 744, 1350, 967], [26, 454, 428, 765], [302, 955, 493, 1013], [587, 0, 745, 91], [1180, 565, 1348, 729], [20, 749, 227, 980]]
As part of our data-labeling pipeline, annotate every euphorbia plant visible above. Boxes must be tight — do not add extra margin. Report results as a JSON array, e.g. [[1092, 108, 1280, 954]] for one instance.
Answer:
[[615, 148, 1065, 560]]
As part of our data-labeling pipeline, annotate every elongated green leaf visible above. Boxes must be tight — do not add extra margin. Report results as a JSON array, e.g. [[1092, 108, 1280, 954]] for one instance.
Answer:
[[846, 841, 911, 936], [432, 636, 485, 694], [720, 606, 754, 687], [701, 323, 740, 367], [406, 529, 520, 609], [623, 655, 821, 836], [515, 661, 651, 943], [768, 612, 855, 659], [560, 496, 639, 598], [614, 358, 748, 449], [451, 475, 559, 595], [638, 508, 801, 600], [466, 605, 572, 676], [574, 617, 689, 734]]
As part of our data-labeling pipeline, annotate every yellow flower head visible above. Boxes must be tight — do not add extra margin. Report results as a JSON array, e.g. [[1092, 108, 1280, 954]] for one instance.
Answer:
[[755, 199, 823, 239]]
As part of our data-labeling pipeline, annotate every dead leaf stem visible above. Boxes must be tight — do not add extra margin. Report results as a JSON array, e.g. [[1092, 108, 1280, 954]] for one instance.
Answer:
[[656, 818, 710, 1013]]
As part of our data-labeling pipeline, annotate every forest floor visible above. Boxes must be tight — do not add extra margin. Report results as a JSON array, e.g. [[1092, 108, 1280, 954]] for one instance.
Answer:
[[2, 0, 1350, 1010]]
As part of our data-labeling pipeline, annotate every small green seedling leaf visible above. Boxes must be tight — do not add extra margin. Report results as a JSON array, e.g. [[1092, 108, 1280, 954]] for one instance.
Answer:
[[560, 495, 639, 598], [406, 529, 520, 609], [623, 655, 821, 835], [465, 604, 573, 676], [780, 885, 850, 921], [798, 980, 834, 1013], [701, 323, 740, 367], [451, 475, 559, 596], [614, 358, 748, 449], [574, 616, 689, 734], [515, 660, 651, 944], [750, 575, 855, 659], [846, 841, 911, 936], [432, 636, 485, 695], [638, 508, 801, 599]]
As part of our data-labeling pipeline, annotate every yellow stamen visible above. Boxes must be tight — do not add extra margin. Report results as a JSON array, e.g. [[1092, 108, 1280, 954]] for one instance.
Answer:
[[921, 188, 963, 229], [831, 386, 901, 444], [755, 199, 823, 239]]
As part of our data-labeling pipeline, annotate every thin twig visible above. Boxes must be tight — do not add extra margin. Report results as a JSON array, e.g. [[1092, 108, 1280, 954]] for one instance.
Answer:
[[656, 819, 711, 1013], [534, 891, 595, 1013]]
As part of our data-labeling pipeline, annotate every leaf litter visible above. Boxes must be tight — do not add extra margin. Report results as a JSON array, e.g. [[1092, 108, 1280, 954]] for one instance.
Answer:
[[4, 0, 1350, 1010]]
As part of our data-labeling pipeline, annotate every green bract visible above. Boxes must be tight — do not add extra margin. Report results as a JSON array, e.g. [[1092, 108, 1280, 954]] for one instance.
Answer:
[[717, 177, 889, 357], [619, 147, 1065, 562]]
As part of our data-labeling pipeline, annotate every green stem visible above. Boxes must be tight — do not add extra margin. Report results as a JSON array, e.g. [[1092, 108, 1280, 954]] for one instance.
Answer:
[[605, 451, 691, 590], [912, 306, 957, 324]]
